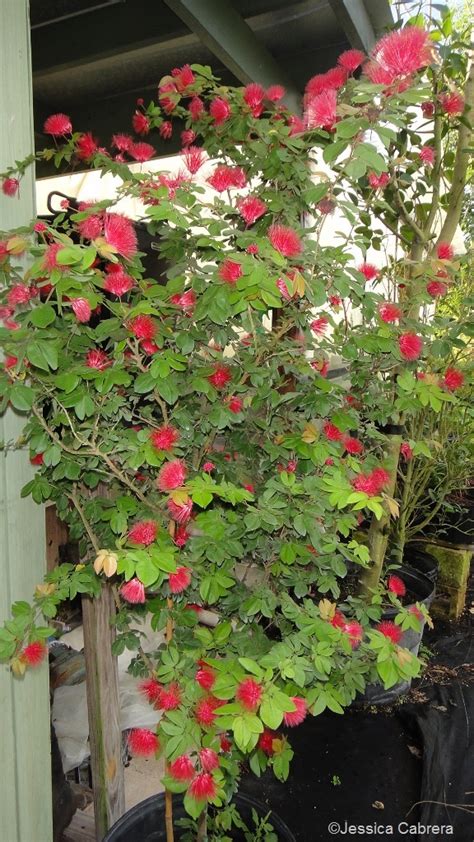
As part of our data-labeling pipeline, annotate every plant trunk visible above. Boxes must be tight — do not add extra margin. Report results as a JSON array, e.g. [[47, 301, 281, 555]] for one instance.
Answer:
[[197, 808, 208, 842], [360, 434, 402, 594], [165, 521, 176, 842]]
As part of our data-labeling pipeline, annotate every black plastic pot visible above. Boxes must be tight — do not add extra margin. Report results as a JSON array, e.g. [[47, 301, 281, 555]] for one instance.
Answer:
[[103, 792, 296, 842], [359, 564, 435, 705], [405, 545, 439, 582]]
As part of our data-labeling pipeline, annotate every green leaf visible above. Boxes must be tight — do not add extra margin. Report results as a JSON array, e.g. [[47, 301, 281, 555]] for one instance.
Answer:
[[55, 373, 80, 393], [27, 340, 58, 371], [10, 384, 35, 411], [260, 698, 284, 730], [30, 304, 56, 328]]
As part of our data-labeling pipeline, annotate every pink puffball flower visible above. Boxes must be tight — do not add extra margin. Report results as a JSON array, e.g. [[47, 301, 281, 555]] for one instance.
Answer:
[[151, 425, 180, 452], [427, 280, 448, 298], [21, 641, 47, 667], [304, 88, 337, 132], [128, 729, 159, 757], [338, 49, 365, 73], [236, 678, 263, 712], [419, 146, 435, 167], [157, 460, 187, 491], [388, 575, 406, 597], [237, 196, 267, 225], [128, 520, 157, 546], [283, 697, 307, 727], [168, 566, 192, 594], [266, 84, 285, 101], [359, 262, 379, 281], [400, 442, 413, 461], [208, 364, 232, 390], [310, 316, 329, 335], [199, 748, 220, 772], [436, 242, 454, 261], [368, 171, 390, 189], [189, 773, 217, 801], [399, 333, 423, 361], [71, 298, 91, 323], [443, 368, 464, 391], [209, 97, 231, 125], [439, 92, 465, 116], [86, 349, 110, 370], [2, 177, 20, 197], [218, 259, 242, 285], [376, 620, 403, 644], [43, 113, 72, 136], [268, 224, 302, 258], [103, 213, 138, 259], [378, 302, 401, 323], [169, 755, 195, 781], [120, 578, 146, 604]]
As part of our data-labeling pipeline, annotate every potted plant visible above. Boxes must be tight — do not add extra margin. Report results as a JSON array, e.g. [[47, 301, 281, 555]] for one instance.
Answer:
[[0, 8, 472, 839]]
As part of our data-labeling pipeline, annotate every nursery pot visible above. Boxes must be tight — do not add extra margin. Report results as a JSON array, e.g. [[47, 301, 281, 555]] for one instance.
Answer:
[[405, 546, 438, 583], [359, 565, 435, 706], [103, 792, 296, 842], [429, 489, 474, 548]]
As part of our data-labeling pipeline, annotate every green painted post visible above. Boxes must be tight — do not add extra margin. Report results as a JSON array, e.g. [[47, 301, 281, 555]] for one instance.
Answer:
[[0, 2, 53, 841]]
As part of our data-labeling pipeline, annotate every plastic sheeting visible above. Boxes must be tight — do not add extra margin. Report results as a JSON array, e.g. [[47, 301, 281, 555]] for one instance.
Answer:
[[52, 619, 164, 772]]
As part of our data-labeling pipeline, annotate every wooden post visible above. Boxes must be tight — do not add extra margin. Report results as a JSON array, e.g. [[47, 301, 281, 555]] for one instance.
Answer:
[[0, 2, 53, 840], [82, 585, 125, 840]]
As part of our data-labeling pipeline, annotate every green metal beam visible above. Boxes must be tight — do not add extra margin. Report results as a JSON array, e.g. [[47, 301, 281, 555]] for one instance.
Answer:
[[328, 0, 376, 53], [161, 0, 301, 112]]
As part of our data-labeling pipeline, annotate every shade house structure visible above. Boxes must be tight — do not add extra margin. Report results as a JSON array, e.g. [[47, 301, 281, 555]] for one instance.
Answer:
[[1, 1, 392, 840]]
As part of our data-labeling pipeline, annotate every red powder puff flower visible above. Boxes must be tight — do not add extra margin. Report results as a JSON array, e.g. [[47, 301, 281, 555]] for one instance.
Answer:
[[400, 442, 413, 461], [76, 132, 98, 161], [436, 241, 454, 261], [71, 298, 91, 323], [310, 316, 329, 335], [258, 729, 277, 755], [189, 772, 217, 801], [202, 461, 215, 473], [227, 396, 243, 414], [130, 142, 155, 162], [276, 278, 293, 301], [104, 267, 134, 296], [43, 113, 72, 136], [439, 92, 465, 116], [112, 133, 133, 152], [2, 177, 19, 197], [4, 355, 18, 369], [151, 426, 180, 452], [376, 620, 403, 644], [174, 525, 190, 547], [419, 146, 435, 167], [78, 212, 103, 240], [128, 729, 159, 757], [378, 302, 401, 323], [195, 696, 222, 727], [170, 289, 196, 313], [266, 84, 285, 101], [311, 358, 329, 377], [33, 221, 47, 233], [157, 460, 187, 491], [443, 367, 464, 391], [182, 146, 206, 174], [141, 339, 160, 355], [304, 89, 337, 131], [188, 96, 205, 121], [352, 468, 390, 496], [359, 262, 379, 281], [237, 196, 267, 225], [199, 748, 220, 772], [86, 349, 111, 370], [210, 97, 231, 125], [421, 101, 435, 118], [103, 213, 138, 259], [120, 578, 146, 604], [220, 735, 232, 752], [368, 171, 390, 189], [168, 566, 192, 594], [305, 73, 331, 97], [236, 678, 263, 711], [159, 682, 182, 710], [268, 224, 301, 258], [388, 575, 406, 597], [181, 130, 197, 149], [399, 333, 423, 361], [129, 314, 156, 340], [331, 610, 346, 630], [288, 114, 305, 136], [167, 497, 193, 524], [128, 520, 157, 546], [325, 66, 348, 89], [207, 165, 235, 192], [159, 121, 173, 139], [323, 422, 343, 442], [427, 280, 448, 298], [329, 295, 342, 308], [208, 364, 232, 390], [139, 678, 162, 705], [409, 605, 424, 622], [283, 696, 307, 727], [172, 63, 195, 90], [343, 621, 364, 649], [132, 111, 150, 135], [170, 755, 195, 781], [343, 436, 364, 455], [338, 49, 365, 73], [244, 82, 265, 116], [218, 259, 242, 285], [30, 453, 44, 467], [7, 284, 31, 306], [196, 666, 216, 691], [21, 641, 47, 666], [371, 26, 432, 80], [243, 484, 255, 494]]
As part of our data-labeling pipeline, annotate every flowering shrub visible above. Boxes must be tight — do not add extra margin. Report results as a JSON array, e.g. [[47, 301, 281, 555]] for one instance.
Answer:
[[0, 8, 472, 837]]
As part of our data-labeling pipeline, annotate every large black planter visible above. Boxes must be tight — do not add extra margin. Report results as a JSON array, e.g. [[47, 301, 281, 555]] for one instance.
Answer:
[[405, 546, 438, 582], [103, 792, 296, 842], [359, 565, 435, 705]]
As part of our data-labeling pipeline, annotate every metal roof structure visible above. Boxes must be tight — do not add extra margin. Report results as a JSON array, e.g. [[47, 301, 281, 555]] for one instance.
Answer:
[[30, 0, 393, 163]]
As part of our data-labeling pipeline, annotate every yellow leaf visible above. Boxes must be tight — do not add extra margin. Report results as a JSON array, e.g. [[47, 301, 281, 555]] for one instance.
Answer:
[[396, 648, 413, 667], [384, 496, 399, 519], [35, 582, 56, 598], [425, 612, 434, 630], [93, 549, 108, 575], [11, 657, 27, 677], [102, 552, 118, 578], [319, 598, 336, 621], [93, 237, 118, 259], [291, 271, 305, 298], [75, 563, 86, 571], [169, 489, 190, 506], [272, 738, 284, 755], [302, 421, 319, 444], [6, 235, 27, 255]]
